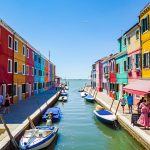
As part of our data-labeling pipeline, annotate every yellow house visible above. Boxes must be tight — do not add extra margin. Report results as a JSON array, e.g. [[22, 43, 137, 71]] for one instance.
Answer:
[[13, 34, 26, 102], [140, 3, 150, 78]]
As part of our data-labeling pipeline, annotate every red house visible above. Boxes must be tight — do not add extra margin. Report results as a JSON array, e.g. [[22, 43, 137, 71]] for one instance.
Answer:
[[25, 44, 34, 98], [0, 20, 14, 100]]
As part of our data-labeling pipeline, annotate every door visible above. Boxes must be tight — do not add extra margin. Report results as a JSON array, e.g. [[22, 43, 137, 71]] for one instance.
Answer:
[[18, 85, 22, 101], [2, 84, 6, 99]]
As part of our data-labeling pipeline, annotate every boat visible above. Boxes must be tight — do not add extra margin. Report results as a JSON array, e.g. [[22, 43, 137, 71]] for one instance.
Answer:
[[58, 96, 68, 102], [65, 86, 69, 90], [93, 109, 117, 125], [95, 105, 104, 111], [42, 107, 61, 122], [80, 92, 88, 98], [60, 91, 68, 96], [19, 126, 58, 150], [84, 95, 94, 102]]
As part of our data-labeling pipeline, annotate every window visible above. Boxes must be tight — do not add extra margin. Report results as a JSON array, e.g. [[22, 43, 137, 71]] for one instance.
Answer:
[[26, 65, 29, 75], [111, 61, 115, 72], [34, 54, 37, 61], [8, 59, 12, 73], [14, 39, 18, 52], [136, 30, 139, 40], [38, 70, 42, 76], [22, 64, 25, 75], [38, 83, 42, 89], [127, 36, 130, 45], [143, 53, 149, 68], [7, 84, 12, 96], [13, 84, 17, 96], [32, 52, 34, 60], [34, 83, 37, 90], [32, 67, 34, 76], [22, 84, 26, 93], [26, 48, 29, 58], [135, 54, 141, 69], [127, 57, 132, 70], [124, 38, 126, 46], [8, 35, 13, 49], [141, 15, 149, 34], [38, 57, 41, 64], [116, 64, 119, 73], [34, 68, 37, 76], [14, 61, 18, 73], [22, 45, 26, 56], [124, 61, 127, 71]]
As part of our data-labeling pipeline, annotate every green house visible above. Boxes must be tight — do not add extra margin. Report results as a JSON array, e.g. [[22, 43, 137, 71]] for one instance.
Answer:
[[115, 35, 128, 100]]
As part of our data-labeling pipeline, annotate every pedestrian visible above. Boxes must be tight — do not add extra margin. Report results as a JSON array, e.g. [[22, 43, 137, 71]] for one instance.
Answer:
[[137, 97, 145, 114], [0, 94, 4, 107], [120, 95, 126, 114], [46, 112, 53, 126], [137, 101, 150, 129], [127, 93, 133, 114], [4, 93, 10, 114]]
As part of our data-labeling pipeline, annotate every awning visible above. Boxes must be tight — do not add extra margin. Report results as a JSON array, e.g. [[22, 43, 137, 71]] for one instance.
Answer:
[[123, 79, 150, 96]]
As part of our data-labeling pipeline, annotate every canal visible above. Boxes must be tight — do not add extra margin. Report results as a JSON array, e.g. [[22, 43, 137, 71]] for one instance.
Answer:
[[45, 79, 144, 150]]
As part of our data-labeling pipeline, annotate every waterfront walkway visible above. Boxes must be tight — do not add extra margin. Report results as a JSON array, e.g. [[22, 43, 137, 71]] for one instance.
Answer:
[[0, 89, 57, 141], [85, 86, 150, 150]]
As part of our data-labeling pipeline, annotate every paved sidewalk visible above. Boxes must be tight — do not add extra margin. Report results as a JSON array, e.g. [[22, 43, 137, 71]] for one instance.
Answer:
[[0, 89, 57, 141]]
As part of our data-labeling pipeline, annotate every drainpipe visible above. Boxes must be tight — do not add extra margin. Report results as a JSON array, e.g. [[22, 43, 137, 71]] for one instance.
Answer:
[[12, 32, 15, 103]]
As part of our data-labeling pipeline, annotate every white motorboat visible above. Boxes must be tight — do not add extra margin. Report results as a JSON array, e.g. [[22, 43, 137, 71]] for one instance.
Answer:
[[58, 96, 68, 102], [19, 126, 58, 150], [80, 92, 88, 98]]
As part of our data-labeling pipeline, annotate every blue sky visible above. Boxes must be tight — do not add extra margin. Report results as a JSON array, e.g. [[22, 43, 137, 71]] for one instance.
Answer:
[[0, 0, 149, 79]]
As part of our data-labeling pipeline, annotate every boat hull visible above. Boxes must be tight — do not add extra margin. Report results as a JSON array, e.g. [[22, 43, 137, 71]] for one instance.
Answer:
[[93, 110, 116, 125]]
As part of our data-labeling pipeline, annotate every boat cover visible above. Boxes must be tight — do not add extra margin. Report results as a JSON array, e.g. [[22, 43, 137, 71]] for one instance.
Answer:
[[97, 110, 112, 115]]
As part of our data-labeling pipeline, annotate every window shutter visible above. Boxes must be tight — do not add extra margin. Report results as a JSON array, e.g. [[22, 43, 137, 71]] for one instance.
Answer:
[[149, 52, 150, 68], [147, 15, 149, 30], [141, 19, 143, 34], [134, 54, 136, 68]]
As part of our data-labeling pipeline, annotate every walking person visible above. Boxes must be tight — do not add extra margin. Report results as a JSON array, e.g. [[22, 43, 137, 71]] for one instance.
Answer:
[[127, 93, 133, 114], [4, 93, 10, 114], [137, 101, 150, 129], [120, 95, 126, 114]]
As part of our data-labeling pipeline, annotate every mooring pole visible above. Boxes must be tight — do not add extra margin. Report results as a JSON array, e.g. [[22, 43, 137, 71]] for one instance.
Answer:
[[115, 100, 121, 115], [28, 117, 35, 129], [0, 115, 19, 149], [110, 99, 115, 111]]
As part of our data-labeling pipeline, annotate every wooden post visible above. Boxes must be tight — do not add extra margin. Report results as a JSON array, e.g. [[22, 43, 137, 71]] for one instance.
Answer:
[[110, 99, 115, 111], [28, 117, 35, 129], [0, 115, 19, 149], [115, 100, 121, 115]]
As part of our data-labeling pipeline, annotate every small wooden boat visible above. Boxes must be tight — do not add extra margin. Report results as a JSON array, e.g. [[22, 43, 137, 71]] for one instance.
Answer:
[[93, 110, 117, 125], [42, 107, 61, 122], [58, 96, 68, 102], [84, 95, 94, 102], [80, 92, 88, 98], [19, 126, 58, 150]]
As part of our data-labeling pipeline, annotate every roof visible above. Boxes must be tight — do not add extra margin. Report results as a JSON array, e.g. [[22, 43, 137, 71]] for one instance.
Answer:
[[123, 79, 150, 96], [140, 2, 150, 16], [123, 23, 139, 35]]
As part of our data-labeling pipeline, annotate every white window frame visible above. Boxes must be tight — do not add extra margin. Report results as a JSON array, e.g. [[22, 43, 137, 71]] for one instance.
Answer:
[[135, 30, 139, 40], [8, 35, 13, 49], [32, 52, 34, 60], [26, 65, 29, 75], [22, 64, 25, 75], [8, 59, 12, 73], [14, 61, 18, 74], [22, 45, 26, 56], [14, 39, 18, 52], [26, 48, 29, 58]]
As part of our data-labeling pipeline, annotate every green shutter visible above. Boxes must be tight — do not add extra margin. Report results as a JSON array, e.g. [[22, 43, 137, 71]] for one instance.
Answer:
[[141, 19, 143, 34], [147, 15, 149, 30]]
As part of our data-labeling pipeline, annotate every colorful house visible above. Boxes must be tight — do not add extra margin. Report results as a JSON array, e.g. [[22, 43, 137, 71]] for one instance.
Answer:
[[91, 63, 96, 89], [0, 20, 14, 102], [44, 59, 49, 90], [108, 54, 117, 99], [116, 35, 128, 100]]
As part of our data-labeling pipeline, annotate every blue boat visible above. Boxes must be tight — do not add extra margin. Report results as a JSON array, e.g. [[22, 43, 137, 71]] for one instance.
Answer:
[[42, 107, 61, 122], [84, 95, 94, 102], [93, 110, 116, 125], [60, 91, 68, 96], [19, 126, 58, 150]]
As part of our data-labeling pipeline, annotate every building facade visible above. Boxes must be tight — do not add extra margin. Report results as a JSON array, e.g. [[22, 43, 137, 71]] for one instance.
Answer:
[[0, 19, 56, 102]]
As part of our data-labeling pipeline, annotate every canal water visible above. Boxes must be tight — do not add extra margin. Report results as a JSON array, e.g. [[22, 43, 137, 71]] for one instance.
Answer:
[[44, 79, 144, 150]]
